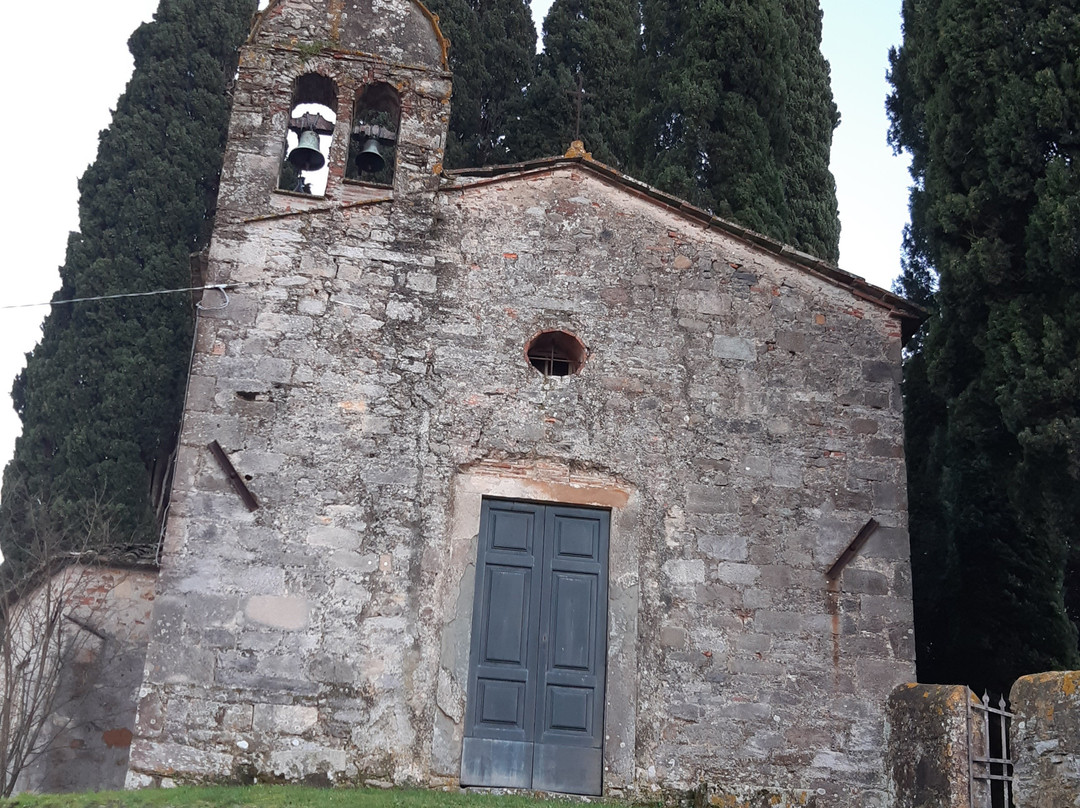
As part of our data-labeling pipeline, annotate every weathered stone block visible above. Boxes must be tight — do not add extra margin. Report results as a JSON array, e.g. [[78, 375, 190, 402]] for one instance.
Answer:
[[842, 569, 889, 596], [776, 330, 807, 353], [660, 626, 688, 649], [754, 611, 805, 634], [266, 747, 356, 782], [406, 272, 437, 293], [863, 526, 912, 561], [305, 526, 361, 550], [715, 562, 761, 586], [712, 336, 757, 361], [130, 740, 234, 780], [862, 360, 900, 384], [861, 596, 914, 622], [686, 484, 738, 514], [662, 559, 706, 585], [253, 704, 319, 735], [298, 297, 328, 315], [886, 684, 976, 808], [1011, 670, 1080, 808], [157, 646, 217, 685], [857, 659, 913, 694], [697, 533, 748, 561], [244, 595, 309, 630]]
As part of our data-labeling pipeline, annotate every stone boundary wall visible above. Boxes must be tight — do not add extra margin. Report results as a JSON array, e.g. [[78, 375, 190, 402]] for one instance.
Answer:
[[888, 674, 1080, 808], [1010, 670, 1080, 808], [885, 683, 985, 808]]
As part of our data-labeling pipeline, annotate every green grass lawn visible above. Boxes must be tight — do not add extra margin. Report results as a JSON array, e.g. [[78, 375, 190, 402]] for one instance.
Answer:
[[3, 786, 610, 808]]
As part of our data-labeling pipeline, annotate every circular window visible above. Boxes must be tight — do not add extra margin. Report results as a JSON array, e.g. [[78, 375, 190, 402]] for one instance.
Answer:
[[525, 330, 587, 377]]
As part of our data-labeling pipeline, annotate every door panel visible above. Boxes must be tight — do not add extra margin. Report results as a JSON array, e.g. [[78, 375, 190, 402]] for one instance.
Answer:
[[476, 678, 526, 726], [460, 737, 532, 789], [489, 509, 536, 553], [535, 506, 608, 794], [532, 745, 604, 796], [550, 572, 596, 671], [480, 566, 531, 665], [553, 516, 600, 559], [464, 502, 541, 745], [546, 685, 592, 732], [461, 500, 609, 796]]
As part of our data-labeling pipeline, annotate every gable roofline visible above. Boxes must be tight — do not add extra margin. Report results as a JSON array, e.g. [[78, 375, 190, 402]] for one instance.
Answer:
[[443, 153, 927, 343]]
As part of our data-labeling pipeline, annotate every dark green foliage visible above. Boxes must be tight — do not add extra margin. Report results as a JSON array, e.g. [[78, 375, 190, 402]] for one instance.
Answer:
[[1, 0, 256, 566], [508, 0, 640, 167], [892, 229, 950, 680], [430, 0, 838, 261], [889, 0, 1080, 691], [635, 0, 839, 262], [776, 0, 841, 262], [637, 0, 787, 234], [426, 0, 537, 168]]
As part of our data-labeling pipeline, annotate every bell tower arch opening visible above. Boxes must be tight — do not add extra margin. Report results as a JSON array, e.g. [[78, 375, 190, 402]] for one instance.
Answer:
[[278, 72, 338, 196], [347, 83, 401, 188]]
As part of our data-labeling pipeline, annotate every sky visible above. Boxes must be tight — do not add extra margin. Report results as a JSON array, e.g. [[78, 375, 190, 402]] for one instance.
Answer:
[[0, 0, 912, 487]]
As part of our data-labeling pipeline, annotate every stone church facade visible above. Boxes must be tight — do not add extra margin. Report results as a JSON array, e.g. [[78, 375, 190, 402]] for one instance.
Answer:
[[127, 1, 924, 804]]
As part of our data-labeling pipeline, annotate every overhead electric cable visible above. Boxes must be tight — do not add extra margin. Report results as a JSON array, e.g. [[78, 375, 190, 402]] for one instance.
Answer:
[[0, 283, 249, 311]]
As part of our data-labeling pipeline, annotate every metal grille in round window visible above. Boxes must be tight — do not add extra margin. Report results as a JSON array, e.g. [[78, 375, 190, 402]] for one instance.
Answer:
[[526, 330, 587, 377]]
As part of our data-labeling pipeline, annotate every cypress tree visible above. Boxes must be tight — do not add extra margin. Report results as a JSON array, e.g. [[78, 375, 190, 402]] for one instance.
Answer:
[[426, 0, 537, 168], [635, 0, 839, 262], [777, 0, 840, 261], [892, 226, 954, 682], [888, 0, 1080, 690], [1, 0, 257, 567], [508, 0, 641, 167]]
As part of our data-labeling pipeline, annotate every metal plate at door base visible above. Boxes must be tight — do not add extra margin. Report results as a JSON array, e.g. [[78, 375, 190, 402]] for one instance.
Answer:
[[460, 737, 532, 789], [533, 744, 603, 796]]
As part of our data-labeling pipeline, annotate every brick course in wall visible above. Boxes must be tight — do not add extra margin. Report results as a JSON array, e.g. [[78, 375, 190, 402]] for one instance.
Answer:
[[127, 1, 922, 802]]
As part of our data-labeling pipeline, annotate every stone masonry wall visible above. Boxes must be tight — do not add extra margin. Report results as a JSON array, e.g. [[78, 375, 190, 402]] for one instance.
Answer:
[[253, 0, 446, 72], [429, 173, 915, 806], [128, 1, 916, 802], [130, 166, 915, 801], [1011, 670, 1080, 807], [15, 566, 156, 794]]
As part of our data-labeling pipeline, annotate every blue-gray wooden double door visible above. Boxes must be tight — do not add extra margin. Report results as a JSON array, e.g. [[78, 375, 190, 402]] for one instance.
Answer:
[[461, 499, 609, 795]]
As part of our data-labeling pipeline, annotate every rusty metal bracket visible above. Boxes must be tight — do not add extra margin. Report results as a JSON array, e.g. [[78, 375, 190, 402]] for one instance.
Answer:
[[825, 518, 879, 580], [208, 440, 260, 512]]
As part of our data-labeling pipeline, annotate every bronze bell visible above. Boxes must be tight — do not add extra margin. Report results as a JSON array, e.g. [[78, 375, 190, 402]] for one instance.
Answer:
[[287, 130, 326, 172], [355, 137, 386, 175]]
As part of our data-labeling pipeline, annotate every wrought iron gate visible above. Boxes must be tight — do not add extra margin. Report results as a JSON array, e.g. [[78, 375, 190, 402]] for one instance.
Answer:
[[968, 691, 1014, 808]]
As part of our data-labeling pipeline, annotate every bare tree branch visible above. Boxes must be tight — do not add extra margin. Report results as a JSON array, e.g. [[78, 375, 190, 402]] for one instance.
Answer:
[[0, 490, 126, 797]]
